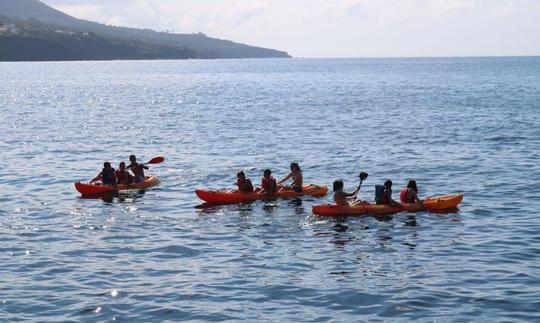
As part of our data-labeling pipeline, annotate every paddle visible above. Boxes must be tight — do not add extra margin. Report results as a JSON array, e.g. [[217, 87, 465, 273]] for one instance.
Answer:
[[144, 156, 165, 165], [353, 172, 368, 199]]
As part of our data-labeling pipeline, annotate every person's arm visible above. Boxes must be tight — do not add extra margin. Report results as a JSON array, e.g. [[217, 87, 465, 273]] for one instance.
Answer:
[[343, 185, 361, 199], [90, 173, 102, 183], [278, 172, 292, 185], [415, 191, 424, 206], [389, 191, 401, 207]]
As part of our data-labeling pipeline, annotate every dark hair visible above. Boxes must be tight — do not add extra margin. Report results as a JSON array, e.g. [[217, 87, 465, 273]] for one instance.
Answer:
[[103, 162, 111, 168], [333, 180, 344, 192], [384, 180, 393, 188], [263, 169, 272, 177], [237, 171, 246, 178], [119, 162, 126, 168], [407, 180, 418, 192], [129, 155, 136, 161], [290, 162, 301, 172]]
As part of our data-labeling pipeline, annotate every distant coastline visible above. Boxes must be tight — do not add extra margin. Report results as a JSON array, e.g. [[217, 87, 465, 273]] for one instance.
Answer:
[[0, 0, 290, 62]]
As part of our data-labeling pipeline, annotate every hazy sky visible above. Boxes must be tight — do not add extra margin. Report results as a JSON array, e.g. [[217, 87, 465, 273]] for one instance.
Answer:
[[42, 0, 540, 57]]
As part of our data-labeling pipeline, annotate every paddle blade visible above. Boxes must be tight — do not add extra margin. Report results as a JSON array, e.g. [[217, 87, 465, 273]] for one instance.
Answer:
[[359, 172, 369, 181], [147, 156, 165, 164]]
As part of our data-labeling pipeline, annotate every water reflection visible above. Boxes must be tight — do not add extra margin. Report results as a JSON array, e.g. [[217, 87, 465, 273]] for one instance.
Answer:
[[288, 198, 305, 215], [404, 215, 418, 227], [78, 189, 147, 204]]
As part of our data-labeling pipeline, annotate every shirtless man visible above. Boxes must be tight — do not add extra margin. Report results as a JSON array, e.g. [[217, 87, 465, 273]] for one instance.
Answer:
[[127, 155, 149, 183]]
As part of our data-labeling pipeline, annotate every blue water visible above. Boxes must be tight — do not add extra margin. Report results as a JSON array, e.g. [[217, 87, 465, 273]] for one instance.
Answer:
[[1, 57, 540, 322]]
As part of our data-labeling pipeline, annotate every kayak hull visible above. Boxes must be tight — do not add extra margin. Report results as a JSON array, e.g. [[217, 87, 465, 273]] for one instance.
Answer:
[[312, 194, 463, 217], [196, 184, 329, 203], [75, 176, 160, 196]]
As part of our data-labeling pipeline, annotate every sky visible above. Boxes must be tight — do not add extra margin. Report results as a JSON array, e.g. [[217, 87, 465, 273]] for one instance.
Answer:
[[42, 0, 540, 58]]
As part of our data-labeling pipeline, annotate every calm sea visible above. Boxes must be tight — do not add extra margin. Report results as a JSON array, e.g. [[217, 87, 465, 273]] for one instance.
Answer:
[[1, 57, 539, 322]]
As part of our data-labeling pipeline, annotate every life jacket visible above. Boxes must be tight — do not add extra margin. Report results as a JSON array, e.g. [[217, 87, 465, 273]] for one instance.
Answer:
[[262, 176, 277, 192], [400, 188, 408, 203], [400, 188, 418, 203], [237, 178, 254, 192], [116, 169, 132, 184], [375, 185, 390, 204], [102, 168, 116, 185]]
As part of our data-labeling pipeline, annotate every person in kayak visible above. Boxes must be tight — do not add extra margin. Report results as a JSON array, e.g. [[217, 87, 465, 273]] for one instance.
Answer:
[[115, 162, 134, 185], [236, 171, 254, 192], [91, 162, 117, 186], [375, 180, 401, 206], [278, 162, 303, 192], [333, 180, 363, 206], [127, 155, 148, 183], [400, 180, 422, 204], [257, 169, 278, 194]]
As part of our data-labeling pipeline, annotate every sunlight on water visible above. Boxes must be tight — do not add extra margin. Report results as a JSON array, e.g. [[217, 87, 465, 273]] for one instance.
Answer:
[[0, 58, 539, 321]]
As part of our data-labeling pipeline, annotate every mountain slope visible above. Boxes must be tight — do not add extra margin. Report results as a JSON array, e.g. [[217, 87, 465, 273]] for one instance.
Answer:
[[0, 0, 290, 60]]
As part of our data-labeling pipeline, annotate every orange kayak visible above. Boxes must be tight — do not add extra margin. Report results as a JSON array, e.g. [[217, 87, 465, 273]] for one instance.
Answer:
[[312, 194, 463, 217], [195, 184, 329, 203], [75, 176, 160, 195]]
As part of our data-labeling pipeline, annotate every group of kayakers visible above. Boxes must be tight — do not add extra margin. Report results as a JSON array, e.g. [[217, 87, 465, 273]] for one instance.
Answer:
[[235, 162, 303, 194], [234, 162, 423, 206], [333, 178, 421, 207], [91, 155, 148, 186], [89, 158, 423, 207]]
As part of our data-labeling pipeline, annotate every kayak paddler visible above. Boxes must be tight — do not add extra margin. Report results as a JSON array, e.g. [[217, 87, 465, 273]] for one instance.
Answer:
[[375, 180, 401, 206], [127, 155, 149, 183], [332, 172, 369, 206], [256, 169, 278, 194], [236, 171, 254, 192], [400, 180, 423, 205], [278, 162, 303, 192], [90, 162, 117, 186], [115, 162, 134, 185]]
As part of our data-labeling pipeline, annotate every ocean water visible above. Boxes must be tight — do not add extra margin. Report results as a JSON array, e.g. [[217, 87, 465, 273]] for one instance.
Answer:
[[0, 57, 539, 322]]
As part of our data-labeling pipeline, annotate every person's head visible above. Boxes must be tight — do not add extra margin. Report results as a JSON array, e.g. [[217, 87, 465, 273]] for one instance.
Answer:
[[263, 169, 272, 178], [384, 180, 393, 189], [290, 162, 301, 172], [119, 162, 126, 170], [103, 162, 112, 170], [407, 180, 418, 192], [129, 155, 136, 163], [333, 180, 344, 192], [237, 171, 246, 179]]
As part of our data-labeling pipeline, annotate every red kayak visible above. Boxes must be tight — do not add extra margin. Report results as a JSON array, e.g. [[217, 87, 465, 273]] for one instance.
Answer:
[[312, 194, 463, 217], [75, 176, 160, 195], [196, 184, 329, 204]]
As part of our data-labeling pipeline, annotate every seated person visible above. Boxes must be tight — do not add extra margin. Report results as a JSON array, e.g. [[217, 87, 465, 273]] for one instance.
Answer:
[[115, 162, 134, 185], [236, 171, 254, 192], [333, 180, 362, 206], [278, 162, 303, 192], [91, 162, 117, 186], [127, 155, 149, 183], [258, 169, 278, 194], [400, 180, 422, 203], [375, 180, 401, 206]]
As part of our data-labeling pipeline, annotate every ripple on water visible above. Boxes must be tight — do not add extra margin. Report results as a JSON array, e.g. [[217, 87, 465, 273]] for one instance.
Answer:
[[0, 58, 539, 321]]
